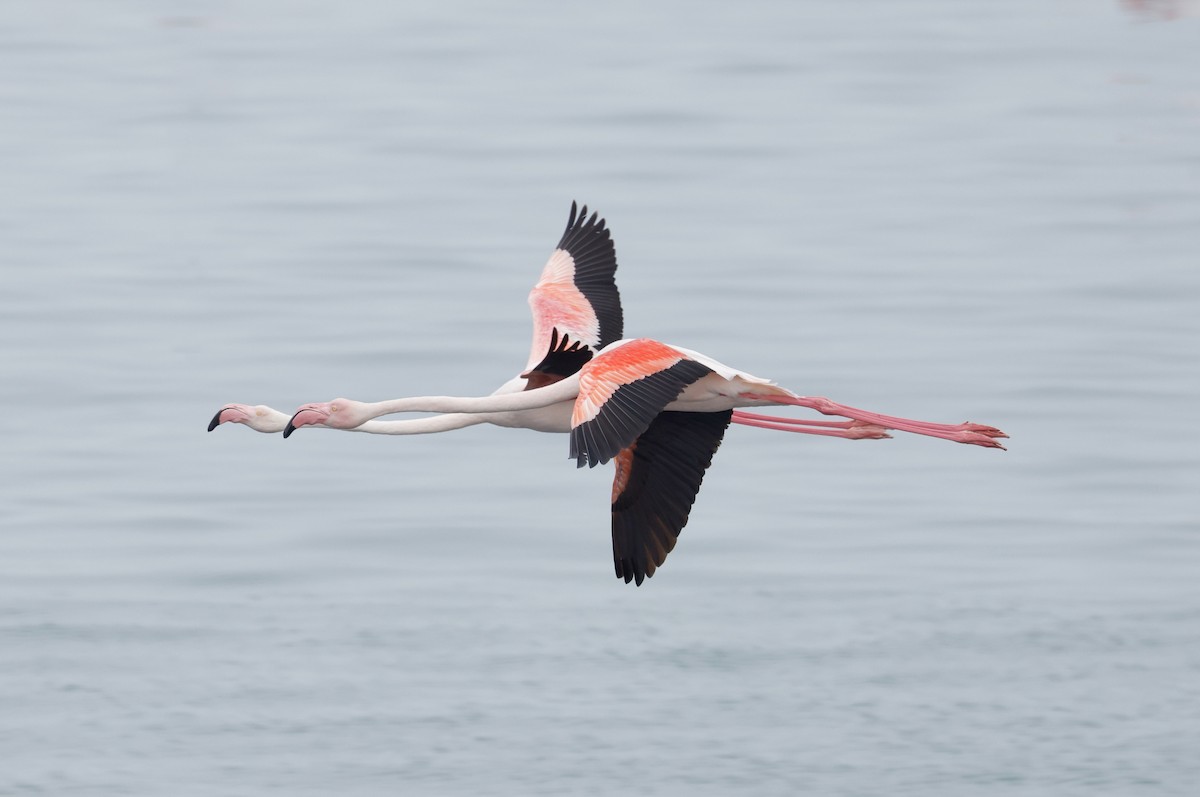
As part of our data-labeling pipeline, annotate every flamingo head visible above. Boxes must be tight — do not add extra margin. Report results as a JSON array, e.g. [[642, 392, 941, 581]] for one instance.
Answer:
[[207, 404, 291, 434], [284, 398, 369, 437]]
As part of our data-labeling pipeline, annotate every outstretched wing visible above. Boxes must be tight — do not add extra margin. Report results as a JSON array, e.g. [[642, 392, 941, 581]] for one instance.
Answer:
[[570, 339, 715, 468], [610, 410, 732, 586], [523, 202, 623, 386]]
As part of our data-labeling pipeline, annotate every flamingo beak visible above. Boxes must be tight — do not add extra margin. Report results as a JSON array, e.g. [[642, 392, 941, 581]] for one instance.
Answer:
[[283, 407, 328, 438], [208, 406, 248, 431]]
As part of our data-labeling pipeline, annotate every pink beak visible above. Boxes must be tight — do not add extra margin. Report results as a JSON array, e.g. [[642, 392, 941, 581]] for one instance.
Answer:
[[208, 405, 251, 431], [283, 406, 329, 438]]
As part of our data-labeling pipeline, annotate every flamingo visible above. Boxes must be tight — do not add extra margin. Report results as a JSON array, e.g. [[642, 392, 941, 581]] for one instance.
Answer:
[[286, 336, 1005, 585], [211, 201, 1004, 585]]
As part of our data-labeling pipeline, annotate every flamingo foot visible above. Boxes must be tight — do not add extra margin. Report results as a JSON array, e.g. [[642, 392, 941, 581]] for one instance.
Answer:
[[958, 422, 1008, 439], [947, 429, 1007, 449]]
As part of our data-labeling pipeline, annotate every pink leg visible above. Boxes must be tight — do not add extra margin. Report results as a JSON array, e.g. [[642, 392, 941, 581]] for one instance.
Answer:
[[731, 413, 891, 440], [739, 394, 1008, 449], [733, 411, 872, 429]]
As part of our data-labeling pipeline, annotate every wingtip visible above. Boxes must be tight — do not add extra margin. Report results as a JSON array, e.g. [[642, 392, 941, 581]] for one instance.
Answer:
[[615, 562, 643, 585]]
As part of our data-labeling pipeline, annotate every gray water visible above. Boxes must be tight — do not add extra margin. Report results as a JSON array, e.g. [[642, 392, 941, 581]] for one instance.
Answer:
[[3, 1, 1199, 794]]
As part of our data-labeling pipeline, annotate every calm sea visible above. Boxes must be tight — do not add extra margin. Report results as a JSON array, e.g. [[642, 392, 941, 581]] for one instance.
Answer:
[[2, 1, 1198, 794]]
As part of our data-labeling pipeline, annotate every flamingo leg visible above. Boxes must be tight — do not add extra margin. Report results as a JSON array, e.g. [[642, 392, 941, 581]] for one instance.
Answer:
[[732, 413, 891, 440], [739, 393, 1007, 449], [732, 411, 871, 429]]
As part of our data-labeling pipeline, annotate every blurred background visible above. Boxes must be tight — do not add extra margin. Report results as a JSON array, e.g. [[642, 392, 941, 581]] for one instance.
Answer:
[[2, 1, 1198, 795]]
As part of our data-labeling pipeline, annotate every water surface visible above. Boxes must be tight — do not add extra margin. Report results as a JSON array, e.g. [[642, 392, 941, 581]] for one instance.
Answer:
[[2, 2, 1198, 795]]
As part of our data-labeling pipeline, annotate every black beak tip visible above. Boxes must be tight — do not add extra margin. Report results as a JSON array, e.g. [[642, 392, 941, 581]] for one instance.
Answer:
[[282, 421, 296, 439], [207, 409, 225, 432]]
